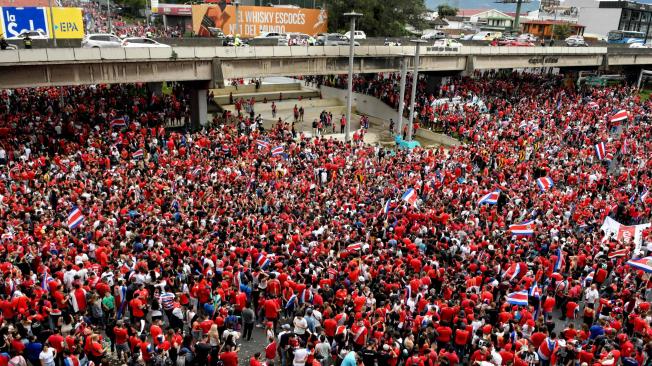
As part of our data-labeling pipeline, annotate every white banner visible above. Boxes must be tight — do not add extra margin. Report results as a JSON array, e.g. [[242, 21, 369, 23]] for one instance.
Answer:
[[600, 216, 650, 251]]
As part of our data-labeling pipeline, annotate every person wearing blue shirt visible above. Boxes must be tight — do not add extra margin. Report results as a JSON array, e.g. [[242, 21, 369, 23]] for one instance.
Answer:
[[341, 351, 358, 366], [589, 322, 605, 339], [203, 301, 216, 316], [24, 336, 43, 365]]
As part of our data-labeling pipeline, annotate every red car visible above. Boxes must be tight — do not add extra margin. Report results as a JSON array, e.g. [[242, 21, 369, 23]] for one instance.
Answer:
[[496, 39, 535, 47]]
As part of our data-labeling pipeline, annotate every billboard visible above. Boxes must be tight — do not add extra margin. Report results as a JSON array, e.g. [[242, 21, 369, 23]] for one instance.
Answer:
[[0, 6, 83, 39], [1, 6, 48, 38], [47, 7, 84, 39], [191, 4, 327, 38]]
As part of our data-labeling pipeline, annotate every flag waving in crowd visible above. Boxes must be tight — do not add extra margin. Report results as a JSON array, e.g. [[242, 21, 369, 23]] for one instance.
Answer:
[[477, 189, 501, 205], [67, 206, 84, 230], [401, 188, 418, 207], [536, 177, 554, 192]]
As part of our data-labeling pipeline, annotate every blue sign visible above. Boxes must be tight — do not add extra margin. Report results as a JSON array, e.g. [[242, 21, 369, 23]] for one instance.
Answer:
[[1, 7, 48, 39]]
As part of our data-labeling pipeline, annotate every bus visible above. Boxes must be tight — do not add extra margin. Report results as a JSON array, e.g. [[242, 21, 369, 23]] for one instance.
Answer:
[[607, 30, 645, 44]]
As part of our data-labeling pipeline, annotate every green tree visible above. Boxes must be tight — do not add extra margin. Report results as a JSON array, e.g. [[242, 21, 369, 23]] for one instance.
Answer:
[[437, 4, 458, 18], [326, 0, 428, 37], [553, 23, 572, 40]]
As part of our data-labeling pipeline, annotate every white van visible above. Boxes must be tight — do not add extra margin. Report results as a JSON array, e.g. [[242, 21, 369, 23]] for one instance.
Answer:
[[343, 30, 366, 40]]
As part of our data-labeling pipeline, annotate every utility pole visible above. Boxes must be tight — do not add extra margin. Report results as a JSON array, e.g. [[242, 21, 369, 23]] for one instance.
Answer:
[[397, 55, 407, 137], [343, 11, 362, 143], [48, 0, 57, 47], [407, 40, 426, 141], [234, 0, 240, 36], [107, 0, 112, 34]]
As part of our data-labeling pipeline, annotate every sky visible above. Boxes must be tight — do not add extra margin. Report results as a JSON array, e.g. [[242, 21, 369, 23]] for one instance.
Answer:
[[426, 0, 541, 13]]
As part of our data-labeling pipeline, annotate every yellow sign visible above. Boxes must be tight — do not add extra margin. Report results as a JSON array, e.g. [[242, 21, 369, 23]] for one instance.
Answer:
[[192, 5, 328, 38], [46, 7, 84, 39]]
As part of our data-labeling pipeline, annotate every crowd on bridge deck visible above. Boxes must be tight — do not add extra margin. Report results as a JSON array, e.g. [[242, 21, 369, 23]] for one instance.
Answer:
[[63, 0, 184, 39], [0, 71, 650, 366]]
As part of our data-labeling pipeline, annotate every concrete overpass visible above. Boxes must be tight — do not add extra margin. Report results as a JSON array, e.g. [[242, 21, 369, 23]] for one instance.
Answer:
[[2, 45, 646, 89], [1, 45, 651, 129]]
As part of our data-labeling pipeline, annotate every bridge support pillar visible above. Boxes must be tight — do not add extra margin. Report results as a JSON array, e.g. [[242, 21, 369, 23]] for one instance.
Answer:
[[462, 56, 475, 77], [184, 81, 211, 131]]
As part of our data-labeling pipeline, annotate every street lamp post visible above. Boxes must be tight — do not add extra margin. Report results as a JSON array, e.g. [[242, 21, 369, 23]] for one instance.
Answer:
[[396, 55, 407, 137], [343, 11, 362, 143], [407, 39, 426, 141], [107, 0, 112, 34], [48, 0, 57, 47]]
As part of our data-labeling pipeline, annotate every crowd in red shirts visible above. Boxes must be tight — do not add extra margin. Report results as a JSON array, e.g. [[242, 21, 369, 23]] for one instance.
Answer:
[[0, 71, 649, 366]]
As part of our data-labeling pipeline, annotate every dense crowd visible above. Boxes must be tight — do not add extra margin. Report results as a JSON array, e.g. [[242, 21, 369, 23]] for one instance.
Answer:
[[63, 0, 185, 38], [0, 71, 650, 366]]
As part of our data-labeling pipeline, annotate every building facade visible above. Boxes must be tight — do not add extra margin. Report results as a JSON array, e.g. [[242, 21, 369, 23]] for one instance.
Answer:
[[565, 0, 652, 39], [520, 19, 585, 38]]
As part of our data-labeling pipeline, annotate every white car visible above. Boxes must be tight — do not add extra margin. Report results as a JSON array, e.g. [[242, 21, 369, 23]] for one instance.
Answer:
[[255, 32, 289, 46], [15, 30, 48, 40], [343, 30, 366, 40], [433, 39, 462, 48], [421, 31, 447, 40], [517, 33, 538, 42], [81, 33, 122, 48], [629, 43, 652, 48], [121, 37, 170, 48]]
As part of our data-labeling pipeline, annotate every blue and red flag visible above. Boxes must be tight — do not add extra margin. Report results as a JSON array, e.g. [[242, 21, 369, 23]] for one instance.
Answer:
[[506, 290, 529, 306], [477, 190, 501, 205], [401, 188, 418, 207], [67, 206, 85, 230], [536, 177, 554, 192]]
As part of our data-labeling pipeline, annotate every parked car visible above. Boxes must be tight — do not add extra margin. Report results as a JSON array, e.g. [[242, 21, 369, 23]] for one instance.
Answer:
[[81, 33, 122, 48], [343, 30, 366, 40], [121, 37, 170, 48], [338, 35, 360, 46], [207, 27, 225, 38], [517, 33, 538, 42], [288, 33, 314, 45], [317, 33, 359, 46], [421, 31, 447, 40], [629, 43, 652, 48], [433, 39, 462, 48], [255, 32, 289, 46], [15, 30, 48, 40], [499, 39, 535, 47], [470, 31, 502, 41], [565, 35, 588, 47]]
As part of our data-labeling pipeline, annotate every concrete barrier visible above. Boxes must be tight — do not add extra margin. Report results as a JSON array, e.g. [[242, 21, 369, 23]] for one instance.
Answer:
[[46, 48, 75, 61], [0, 50, 19, 63], [99, 47, 126, 60], [19, 49, 48, 62], [124, 48, 151, 60], [74, 48, 102, 60]]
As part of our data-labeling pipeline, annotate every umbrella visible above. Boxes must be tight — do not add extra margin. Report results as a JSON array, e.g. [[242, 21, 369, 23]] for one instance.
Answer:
[[626, 256, 652, 273]]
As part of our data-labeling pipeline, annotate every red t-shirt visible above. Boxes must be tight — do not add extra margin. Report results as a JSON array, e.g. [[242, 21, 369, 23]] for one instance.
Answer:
[[220, 351, 238, 366], [114, 327, 128, 345], [47, 334, 65, 353]]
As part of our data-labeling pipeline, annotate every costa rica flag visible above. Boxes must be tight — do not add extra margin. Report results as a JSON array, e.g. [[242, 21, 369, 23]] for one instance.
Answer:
[[536, 177, 554, 192], [509, 220, 535, 236], [595, 142, 606, 160], [401, 188, 418, 207], [610, 109, 628, 123], [506, 290, 529, 306], [67, 206, 85, 230], [478, 190, 501, 205]]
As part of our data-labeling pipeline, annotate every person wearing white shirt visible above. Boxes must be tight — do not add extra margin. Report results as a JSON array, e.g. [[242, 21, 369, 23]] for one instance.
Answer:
[[293, 347, 309, 366], [39, 344, 56, 366]]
